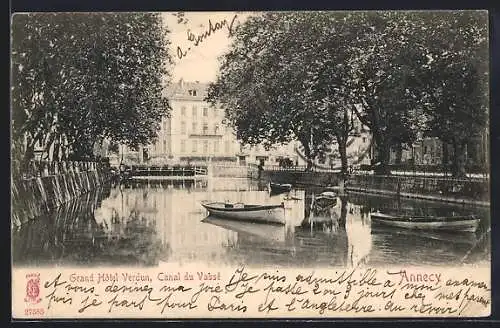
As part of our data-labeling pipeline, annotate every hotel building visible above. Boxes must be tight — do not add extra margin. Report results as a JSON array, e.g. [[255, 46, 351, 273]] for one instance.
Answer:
[[141, 79, 240, 163]]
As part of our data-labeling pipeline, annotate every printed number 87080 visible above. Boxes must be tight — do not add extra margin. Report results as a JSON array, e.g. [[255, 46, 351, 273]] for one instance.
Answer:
[[24, 308, 45, 316]]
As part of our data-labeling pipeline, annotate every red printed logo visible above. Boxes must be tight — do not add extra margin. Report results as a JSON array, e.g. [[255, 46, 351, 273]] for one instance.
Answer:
[[24, 273, 42, 305]]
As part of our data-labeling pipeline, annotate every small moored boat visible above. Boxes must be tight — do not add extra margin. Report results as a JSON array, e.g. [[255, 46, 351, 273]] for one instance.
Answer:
[[370, 225, 479, 245], [370, 211, 480, 233], [268, 182, 292, 196], [313, 192, 338, 210], [201, 201, 285, 225]]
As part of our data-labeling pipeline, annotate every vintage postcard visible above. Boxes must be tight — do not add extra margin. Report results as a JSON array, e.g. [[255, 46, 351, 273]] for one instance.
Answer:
[[11, 11, 490, 319]]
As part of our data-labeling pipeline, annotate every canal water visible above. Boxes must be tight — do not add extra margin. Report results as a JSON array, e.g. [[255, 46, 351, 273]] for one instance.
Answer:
[[12, 178, 490, 268]]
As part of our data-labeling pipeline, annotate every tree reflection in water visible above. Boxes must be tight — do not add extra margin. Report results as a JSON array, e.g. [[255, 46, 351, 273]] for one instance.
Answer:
[[12, 186, 167, 267], [12, 179, 490, 268], [302, 189, 347, 234]]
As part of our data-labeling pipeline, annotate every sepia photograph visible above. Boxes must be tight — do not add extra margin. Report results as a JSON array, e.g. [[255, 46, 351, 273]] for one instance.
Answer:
[[11, 11, 491, 318]]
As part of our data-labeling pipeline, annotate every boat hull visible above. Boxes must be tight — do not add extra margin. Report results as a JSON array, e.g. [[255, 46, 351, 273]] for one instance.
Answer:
[[202, 216, 286, 242], [370, 212, 480, 233], [201, 203, 286, 225], [269, 182, 292, 196]]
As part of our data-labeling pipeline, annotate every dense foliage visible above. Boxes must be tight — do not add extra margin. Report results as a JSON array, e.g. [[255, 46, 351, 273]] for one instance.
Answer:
[[11, 13, 171, 166], [207, 11, 488, 176]]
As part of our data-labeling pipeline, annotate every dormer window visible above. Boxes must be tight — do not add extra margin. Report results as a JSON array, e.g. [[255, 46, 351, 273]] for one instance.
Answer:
[[188, 89, 197, 96]]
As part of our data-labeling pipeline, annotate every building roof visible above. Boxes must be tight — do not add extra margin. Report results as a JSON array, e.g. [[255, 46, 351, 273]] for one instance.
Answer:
[[165, 79, 210, 101]]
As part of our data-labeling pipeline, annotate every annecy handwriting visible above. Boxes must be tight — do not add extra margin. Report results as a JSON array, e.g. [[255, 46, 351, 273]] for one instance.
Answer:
[[38, 267, 490, 317]]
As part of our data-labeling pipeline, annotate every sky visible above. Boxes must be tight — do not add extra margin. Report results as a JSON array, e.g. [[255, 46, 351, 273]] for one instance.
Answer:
[[161, 12, 252, 83]]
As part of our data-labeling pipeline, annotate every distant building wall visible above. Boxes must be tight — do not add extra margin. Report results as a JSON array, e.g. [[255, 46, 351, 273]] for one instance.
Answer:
[[126, 79, 240, 164], [388, 134, 488, 169]]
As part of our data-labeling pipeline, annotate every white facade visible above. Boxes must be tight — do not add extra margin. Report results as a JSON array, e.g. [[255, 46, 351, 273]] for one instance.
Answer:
[[141, 79, 240, 164]]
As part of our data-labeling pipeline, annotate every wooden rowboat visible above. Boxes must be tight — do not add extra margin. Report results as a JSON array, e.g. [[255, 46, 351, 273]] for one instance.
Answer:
[[268, 182, 292, 196], [201, 201, 286, 225], [314, 192, 338, 209], [370, 225, 479, 245], [370, 211, 480, 233]]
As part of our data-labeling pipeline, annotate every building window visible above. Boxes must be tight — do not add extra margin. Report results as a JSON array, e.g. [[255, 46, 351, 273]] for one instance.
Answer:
[[225, 140, 230, 153], [214, 141, 220, 153], [181, 121, 186, 134], [192, 140, 197, 153], [203, 107, 208, 116], [163, 120, 168, 132], [192, 122, 197, 134], [202, 123, 209, 135], [203, 141, 208, 154], [163, 140, 167, 152], [214, 124, 219, 134], [192, 106, 197, 117], [180, 140, 186, 153], [181, 106, 186, 116]]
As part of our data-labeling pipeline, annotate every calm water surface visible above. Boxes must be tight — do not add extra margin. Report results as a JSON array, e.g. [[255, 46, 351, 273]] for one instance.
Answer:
[[12, 178, 490, 268]]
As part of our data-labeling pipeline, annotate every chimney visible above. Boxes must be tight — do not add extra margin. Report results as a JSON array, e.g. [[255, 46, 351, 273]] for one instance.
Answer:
[[179, 78, 184, 88]]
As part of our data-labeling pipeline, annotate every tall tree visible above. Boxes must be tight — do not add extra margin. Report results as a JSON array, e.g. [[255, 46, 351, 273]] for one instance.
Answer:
[[207, 11, 488, 177], [346, 12, 431, 174], [11, 13, 172, 167], [418, 11, 489, 177], [347, 11, 488, 176], [207, 12, 356, 173]]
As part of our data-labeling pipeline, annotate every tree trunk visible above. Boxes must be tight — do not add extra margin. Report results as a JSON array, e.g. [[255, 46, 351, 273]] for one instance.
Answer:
[[22, 138, 35, 173], [302, 190, 314, 227], [53, 141, 60, 162], [442, 141, 449, 174], [452, 141, 467, 178], [337, 137, 348, 176], [300, 138, 314, 172], [338, 196, 347, 228], [394, 143, 403, 165], [374, 135, 391, 175], [306, 159, 313, 172], [60, 138, 68, 161]]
